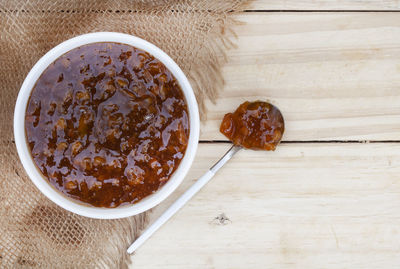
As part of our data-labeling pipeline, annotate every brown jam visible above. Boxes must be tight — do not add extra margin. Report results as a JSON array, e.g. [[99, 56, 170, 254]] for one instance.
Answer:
[[25, 42, 189, 208], [220, 101, 284, 150]]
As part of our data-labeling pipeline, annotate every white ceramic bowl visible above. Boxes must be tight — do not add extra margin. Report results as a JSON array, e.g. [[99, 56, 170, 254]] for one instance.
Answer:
[[14, 32, 199, 219]]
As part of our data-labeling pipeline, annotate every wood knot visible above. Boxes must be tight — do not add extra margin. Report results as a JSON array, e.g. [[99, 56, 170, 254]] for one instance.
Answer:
[[211, 213, 232, 226]]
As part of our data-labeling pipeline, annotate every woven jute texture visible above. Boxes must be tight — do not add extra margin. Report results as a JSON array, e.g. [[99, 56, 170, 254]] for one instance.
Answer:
[[0, 0, 248, 268]]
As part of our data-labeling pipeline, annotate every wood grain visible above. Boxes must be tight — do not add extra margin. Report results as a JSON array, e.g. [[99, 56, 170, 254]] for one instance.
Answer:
[[249, 0, 400, 10], [131, 143, 400, 269], [201, 13, 400, 141], [129, 10, 400, 269]]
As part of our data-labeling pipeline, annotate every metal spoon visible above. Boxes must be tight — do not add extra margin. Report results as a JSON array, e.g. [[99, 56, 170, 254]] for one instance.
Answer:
[[127, 101, 284, 254]]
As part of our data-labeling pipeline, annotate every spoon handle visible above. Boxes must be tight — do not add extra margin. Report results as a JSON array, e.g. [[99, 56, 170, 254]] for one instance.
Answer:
[[127, 145, 241, 254]]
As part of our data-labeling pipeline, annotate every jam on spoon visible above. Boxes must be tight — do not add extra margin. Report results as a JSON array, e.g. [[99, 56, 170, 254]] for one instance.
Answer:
[[220, 101, 284, 150], [127, 100, 285, 254]]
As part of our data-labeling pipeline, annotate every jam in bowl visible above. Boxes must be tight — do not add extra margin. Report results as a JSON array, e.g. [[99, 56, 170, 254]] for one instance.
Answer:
[[14, 32, 199, 219]]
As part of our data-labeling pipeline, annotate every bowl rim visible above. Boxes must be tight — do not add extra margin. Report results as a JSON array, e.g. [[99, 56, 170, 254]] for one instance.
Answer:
[[14, 32, 200, 219]]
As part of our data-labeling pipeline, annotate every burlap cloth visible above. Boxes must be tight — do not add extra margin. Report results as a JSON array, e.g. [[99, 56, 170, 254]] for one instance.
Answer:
[[0, 0, 249, 268]]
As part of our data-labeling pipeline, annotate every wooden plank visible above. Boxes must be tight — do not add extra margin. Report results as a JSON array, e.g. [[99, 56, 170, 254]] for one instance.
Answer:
[[249, 0, 400, 10], [200, 13, 400, 141], [131, 143, 400, 269]]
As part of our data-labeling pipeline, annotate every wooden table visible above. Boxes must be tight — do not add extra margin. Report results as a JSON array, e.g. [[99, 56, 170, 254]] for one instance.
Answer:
[[131, 1, 400, 268]]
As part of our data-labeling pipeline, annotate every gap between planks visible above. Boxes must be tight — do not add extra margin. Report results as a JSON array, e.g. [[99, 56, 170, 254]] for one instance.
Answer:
[[243, 10, 400, 12], [199, 140, 400, 144]]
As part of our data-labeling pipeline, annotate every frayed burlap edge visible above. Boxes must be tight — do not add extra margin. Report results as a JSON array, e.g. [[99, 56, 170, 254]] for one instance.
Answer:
[[0, 1, 252, 268]]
